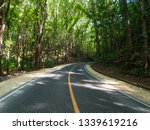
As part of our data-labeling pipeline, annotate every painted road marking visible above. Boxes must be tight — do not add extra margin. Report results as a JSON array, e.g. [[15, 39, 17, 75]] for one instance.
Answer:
[[0, 78, 40, 102], [0, 65, 71, 103], [84, 65, 150, 108], [68, 65, 80, 113]]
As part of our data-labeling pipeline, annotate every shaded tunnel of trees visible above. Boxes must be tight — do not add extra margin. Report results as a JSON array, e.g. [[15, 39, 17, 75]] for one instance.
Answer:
[[0, 0, 150, 77]]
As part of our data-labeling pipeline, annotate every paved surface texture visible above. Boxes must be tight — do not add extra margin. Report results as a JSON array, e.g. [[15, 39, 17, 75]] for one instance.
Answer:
[[0, 63, 150, 113]]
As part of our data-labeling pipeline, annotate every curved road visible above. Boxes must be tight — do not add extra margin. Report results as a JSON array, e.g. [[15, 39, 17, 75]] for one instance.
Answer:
[[0, 63, 150, 113]]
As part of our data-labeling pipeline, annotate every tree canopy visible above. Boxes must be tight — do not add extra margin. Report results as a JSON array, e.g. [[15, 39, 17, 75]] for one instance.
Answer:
[[0, 0, 150, 77]]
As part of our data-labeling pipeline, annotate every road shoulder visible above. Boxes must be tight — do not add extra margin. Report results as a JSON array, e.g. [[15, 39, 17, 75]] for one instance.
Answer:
[[85, 64, 150, 105], [0, 64, 71, 97]]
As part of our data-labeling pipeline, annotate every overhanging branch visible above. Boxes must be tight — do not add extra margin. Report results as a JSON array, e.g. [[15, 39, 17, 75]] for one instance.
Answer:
[[0, 0, 7, 10]]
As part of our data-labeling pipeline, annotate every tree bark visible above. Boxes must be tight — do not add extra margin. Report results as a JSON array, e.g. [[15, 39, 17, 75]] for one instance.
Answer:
[[121, 0, 132, 48], [6, 0, 11, 74], [132, 1, 138, 50], [140, 0, 149, 69], [0, 16, 4, 75], [94, 18, 100, 57], [92, 2, 100, 57], [0, 3, 5, 75], [148, 0, 150, 5], [16, 34, 21, 72], [34, 0, 47, 70]]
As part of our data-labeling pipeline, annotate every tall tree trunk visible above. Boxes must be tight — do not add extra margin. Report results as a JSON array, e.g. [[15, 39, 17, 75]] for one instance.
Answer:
[[121, 0, 132, 48], [34, 0, 47, 70], [21, 46, 25, 71], [6, 0, 11, 75], [93, 12, 100, 57], [66, 35, 71, 62], [109, 14, 115, 52], [0, 0, 10, 75], [94, 22, 100, 57], [140, 0, 149, 69], [35, 43, 41, 70], [148, 0, 150, 5], [0, 17, 4, 75], [16, 35, 21, 72], [0, 5, 5, 75], [46, 40, 50, 62], [30, 42, 34, 70], [132, 1, 138, 51], [93, 4, 100, 57]]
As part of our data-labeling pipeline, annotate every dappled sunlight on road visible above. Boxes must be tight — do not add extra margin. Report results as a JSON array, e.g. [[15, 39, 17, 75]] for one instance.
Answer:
[[36, 81, 46, 85], [0, 63, 150, 113], [113, 102, 125, 107], [12, 90, 24, 96], [28, 102, 50, 110], [69, 72, 84, 75], [101, 80, 119, 85], [82, 79, 100, 83], [36, 73, 63, 80], [0, 102, 5, 108], [71, 81, 116, 92], [77, 69, 84, 72], [69, 65, 150, 113]]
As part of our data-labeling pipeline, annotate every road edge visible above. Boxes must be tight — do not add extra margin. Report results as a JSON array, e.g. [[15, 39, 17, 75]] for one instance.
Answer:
[[85, 64, 150, 107], [0, 64, 73, 98]]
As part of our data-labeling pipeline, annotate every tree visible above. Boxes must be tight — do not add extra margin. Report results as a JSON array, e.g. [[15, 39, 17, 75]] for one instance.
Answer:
[[121, 0, 132, 48], [140, 0, 149, 69], [34, 0, 47, 70], [0, 0, 149, 77], [0, 0, 9, 75]]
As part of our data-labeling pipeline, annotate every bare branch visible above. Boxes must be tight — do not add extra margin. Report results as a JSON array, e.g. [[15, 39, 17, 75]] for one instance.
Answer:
[[0, 0, 7, 10]]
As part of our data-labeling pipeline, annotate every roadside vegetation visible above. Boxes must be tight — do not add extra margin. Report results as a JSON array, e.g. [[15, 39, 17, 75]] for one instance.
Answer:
[[0, 0, 150, 78]]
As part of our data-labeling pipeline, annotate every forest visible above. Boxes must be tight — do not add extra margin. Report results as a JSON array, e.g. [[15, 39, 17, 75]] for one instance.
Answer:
[[0, 0, 150, 77]]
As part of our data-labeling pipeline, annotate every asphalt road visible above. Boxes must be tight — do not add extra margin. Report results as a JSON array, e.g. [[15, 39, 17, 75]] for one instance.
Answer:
[[0, 63, 150, 113]]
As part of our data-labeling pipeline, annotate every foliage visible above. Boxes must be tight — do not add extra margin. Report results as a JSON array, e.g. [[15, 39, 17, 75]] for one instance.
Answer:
[[0, 0, 149, 77]]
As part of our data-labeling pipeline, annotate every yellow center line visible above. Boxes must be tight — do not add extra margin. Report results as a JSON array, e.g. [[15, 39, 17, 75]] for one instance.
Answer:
[[68, 66, 80, 113]]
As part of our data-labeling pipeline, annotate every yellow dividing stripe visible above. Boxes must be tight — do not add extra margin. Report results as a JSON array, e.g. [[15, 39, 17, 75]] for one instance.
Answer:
[[68, 71, 80, 113]]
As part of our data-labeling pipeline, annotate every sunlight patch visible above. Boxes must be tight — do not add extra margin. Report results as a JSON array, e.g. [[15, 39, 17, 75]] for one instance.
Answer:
[[35, 74, 63, 80], [36, 81, 46, 85], [69, 72, 84, 75], [77, 69, 83, 72], [72, 82, 116, 92], [12, 90, 24, 96], [113, 102, 125, 106], [82, 79, 99, 83], [101, 80, 119, 85], [0, 102, 5, 108], [29, 102, 49, 110]]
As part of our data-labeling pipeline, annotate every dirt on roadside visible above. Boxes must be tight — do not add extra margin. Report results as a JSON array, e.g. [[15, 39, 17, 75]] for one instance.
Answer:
[[87, 64, 150, 105], [91, 64, 150, 90], [0, 64, 70, 97]]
